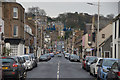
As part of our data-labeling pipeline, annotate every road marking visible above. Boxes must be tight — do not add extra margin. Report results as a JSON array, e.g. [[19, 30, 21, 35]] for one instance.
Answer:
[[57, 62, 60, 80]]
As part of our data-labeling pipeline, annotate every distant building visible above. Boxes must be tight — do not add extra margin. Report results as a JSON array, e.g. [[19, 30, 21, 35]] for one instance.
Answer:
[[112, 14, 120, 59], [2, 2, 25, 56]]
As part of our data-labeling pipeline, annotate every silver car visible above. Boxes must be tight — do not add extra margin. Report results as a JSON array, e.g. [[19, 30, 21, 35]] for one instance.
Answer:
[[23, 55, 33, 70]]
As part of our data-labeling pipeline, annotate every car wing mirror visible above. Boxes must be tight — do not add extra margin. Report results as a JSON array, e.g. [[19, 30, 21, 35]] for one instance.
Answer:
[[107, 67, 111, 70], [86, 60, 88, 62], [97, 63, 101, 67]]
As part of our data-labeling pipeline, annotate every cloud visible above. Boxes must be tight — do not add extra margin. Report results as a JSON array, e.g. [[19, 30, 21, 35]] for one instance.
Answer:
[[17, 0, 120, 2]]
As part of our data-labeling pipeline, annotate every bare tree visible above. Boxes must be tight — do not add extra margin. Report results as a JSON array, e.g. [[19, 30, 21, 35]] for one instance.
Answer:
[[28, 7, 46, 16]]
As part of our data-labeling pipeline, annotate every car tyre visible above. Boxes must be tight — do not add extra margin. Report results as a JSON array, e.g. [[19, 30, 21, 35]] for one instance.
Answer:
[[22, 71, 27, 80], [97, 75, 100, 80], [89, 69, 92, 75]]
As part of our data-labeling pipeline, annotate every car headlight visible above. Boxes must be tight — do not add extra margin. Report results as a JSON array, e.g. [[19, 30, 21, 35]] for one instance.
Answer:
[[87, 62, 90, 65], [103, 68, 109, 73]]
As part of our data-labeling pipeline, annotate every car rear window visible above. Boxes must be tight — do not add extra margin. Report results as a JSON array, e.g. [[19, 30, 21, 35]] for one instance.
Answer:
[[1, 58, 16, 64]]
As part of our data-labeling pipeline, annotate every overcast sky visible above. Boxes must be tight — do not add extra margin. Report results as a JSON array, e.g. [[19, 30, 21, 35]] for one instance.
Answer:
[[16, 0, 119, 18]]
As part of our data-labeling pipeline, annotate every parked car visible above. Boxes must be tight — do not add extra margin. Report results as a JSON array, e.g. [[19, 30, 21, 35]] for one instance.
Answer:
[[86, 56, 97, 71], [57, 53, 62, 57], [39, 55, 48, 61], [1, 56, 27, 80], [44, 54, 51, 60], [28, 54, 37, 68], [23, 55, 33, 70], [49, 53, 54, 57], [97, 58, 118, 80], [107, 61, 120, 80], [19, 56, 28, 70], [90, 57, 103, 76], [0, 58, 2, 80], [69, 54, 80, 62], [65, 53, 70, 59], [82, 56, 93, 69]]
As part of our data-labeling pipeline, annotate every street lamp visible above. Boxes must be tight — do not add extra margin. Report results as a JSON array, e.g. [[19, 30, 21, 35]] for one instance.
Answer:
[[87, 0, 100, 57]]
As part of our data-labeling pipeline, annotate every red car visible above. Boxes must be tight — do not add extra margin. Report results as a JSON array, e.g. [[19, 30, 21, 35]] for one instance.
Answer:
[[82, 56, 92, 69]]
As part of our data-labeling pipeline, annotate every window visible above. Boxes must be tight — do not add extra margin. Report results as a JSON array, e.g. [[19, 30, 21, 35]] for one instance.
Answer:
[[13, 25, 18, 37], [102, 34, 105, 38], [13, 7, 18, 18], [10, 45, 18, 56]]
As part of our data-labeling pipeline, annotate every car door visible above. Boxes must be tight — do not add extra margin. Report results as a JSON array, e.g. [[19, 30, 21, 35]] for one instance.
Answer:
[[97, 59, 103, 78], [17, 57, 24, 77]]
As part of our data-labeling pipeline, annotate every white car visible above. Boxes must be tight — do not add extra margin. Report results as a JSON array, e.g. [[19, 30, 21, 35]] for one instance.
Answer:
[[23, 55, 33, 70], [65, 53, 70, 59], [19, 56, 28, 70], [90, 57, 103, 76]]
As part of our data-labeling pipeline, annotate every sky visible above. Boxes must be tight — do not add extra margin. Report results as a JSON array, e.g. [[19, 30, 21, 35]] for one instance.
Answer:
[[16, 0, 120, 18]]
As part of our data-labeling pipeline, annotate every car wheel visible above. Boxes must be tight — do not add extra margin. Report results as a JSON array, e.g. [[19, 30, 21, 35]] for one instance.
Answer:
[[93, 69, 96, 77], [97, 75, 100, 80], [89, 70, 92, 75], [17, 73, 21, 80], [22, 71, 27, 80]]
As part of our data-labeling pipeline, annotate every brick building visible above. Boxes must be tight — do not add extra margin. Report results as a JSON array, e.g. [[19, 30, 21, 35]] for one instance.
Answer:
[[2, 2, 25, 56]]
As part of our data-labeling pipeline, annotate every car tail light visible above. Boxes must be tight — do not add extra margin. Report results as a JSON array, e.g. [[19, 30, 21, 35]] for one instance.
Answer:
[[13, 64, 18, 67], [2, 57, 6, 59], [12, 72, 15, 74], [117, 72, 120, 76]]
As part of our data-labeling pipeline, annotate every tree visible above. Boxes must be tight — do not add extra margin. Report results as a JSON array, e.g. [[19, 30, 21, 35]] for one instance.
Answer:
[[107, 14, 114, 19], [28, 7, 46, 16]]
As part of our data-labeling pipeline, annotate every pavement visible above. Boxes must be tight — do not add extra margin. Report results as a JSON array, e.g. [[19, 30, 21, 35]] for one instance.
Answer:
[[26, 54, 95, 80]]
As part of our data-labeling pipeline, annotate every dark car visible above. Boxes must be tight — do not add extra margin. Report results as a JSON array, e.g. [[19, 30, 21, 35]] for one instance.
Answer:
[[1, 56, 27, 80], [28, 54, 37, 68], [85, 56, 97, 71], [107, 61, 120, 80], [39, 55, 48, 61], [44, 54, 51, 60], [69, 54, 80, 62], [82, 56, 92, 69]]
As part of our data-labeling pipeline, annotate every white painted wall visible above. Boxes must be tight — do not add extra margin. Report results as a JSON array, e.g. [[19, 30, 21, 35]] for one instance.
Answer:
[[18, 43, 24, 56], [112, 19, 120, 59]]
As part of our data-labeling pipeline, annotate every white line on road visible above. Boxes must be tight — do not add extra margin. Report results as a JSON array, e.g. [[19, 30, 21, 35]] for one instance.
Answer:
[[57, 62, 60, 80]]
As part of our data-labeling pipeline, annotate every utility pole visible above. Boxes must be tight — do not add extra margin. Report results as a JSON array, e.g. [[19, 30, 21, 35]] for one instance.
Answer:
[[35, 7, 38, 57], [41, 24, 43, 54], [87, 0, 100, 57], [97, 0, 100, 57]]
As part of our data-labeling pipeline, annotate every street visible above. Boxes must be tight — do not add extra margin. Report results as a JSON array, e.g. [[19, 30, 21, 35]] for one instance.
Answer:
[[27, 54, 95, 80]]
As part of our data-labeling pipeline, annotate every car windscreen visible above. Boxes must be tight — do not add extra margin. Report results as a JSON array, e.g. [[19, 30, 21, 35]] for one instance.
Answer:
[[24, 56, 29, 60], [88, 57, 97, 62], [71, 55, 78, 58], [40, 55, 47, 58], [103, 59, 117, 67]]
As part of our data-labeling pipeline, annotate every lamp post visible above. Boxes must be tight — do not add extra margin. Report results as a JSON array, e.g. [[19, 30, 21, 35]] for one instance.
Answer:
[[87, 0, 100, 57]]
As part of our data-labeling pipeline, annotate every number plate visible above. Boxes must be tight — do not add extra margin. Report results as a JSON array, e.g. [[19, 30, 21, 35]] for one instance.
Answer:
[[2, 67, 8, 69]]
